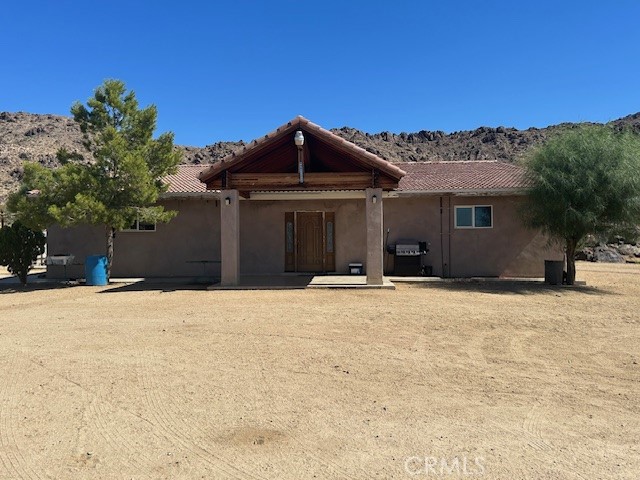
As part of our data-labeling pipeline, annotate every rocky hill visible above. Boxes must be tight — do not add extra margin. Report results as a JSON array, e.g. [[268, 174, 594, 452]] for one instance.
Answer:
[[2, 110, 640, 203]]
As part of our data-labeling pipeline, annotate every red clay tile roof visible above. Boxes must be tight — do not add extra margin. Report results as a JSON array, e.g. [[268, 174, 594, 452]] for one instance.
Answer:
[[397, 161, 529, 192], [163, 160, 528, 195], [198, 115, 407, 183], [164, 165, 210, 193]]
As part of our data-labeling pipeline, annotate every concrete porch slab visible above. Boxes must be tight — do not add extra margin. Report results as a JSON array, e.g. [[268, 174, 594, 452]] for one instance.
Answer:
[[207, 275, 396, 290], [207, 275, 313, 290], [307, 275, 395, 289]]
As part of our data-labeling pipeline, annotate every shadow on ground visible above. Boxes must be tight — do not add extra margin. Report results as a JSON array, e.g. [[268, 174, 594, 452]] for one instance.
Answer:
[[100, 275, 314, 292], [98, 282, 211, 293], [402, 280, 615, 296], [0, 271, 77, 293]]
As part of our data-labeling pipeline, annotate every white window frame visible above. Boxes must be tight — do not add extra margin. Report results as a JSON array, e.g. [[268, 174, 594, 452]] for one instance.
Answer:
[[454, 205, 493, 229], [122, 218, 156, 232]]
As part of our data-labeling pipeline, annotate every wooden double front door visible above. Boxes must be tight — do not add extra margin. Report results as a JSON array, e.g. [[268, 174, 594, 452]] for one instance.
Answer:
[[285, 211, 335, 272]]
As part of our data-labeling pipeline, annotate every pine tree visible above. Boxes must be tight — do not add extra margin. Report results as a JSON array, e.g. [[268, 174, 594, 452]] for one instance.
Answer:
[[8, 80, 181, 280]]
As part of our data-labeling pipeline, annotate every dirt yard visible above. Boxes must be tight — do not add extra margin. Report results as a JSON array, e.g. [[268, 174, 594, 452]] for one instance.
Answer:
[[0, 262, 638, 479]]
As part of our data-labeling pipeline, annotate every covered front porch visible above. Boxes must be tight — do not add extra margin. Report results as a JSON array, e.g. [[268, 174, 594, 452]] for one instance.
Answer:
[[198, 116, 406, 287]]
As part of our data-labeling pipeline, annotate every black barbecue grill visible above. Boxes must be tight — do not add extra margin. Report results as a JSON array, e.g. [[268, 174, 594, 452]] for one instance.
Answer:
[[387, 240, 429, 276]]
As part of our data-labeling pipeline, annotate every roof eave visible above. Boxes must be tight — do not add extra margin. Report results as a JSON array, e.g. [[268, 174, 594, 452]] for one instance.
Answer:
[[198, 117, 305, 184], [393, 187, 529, 196], [160, 191, 220, 199]]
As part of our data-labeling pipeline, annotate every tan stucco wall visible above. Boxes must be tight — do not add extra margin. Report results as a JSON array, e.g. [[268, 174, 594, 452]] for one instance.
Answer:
[[383, 195, 563, 278], [46, 197, 366, 278], [239, 199, 366, 275], [383, 196, 443, 275], [47, 198, 220, 279], [46, 194, 562, 279], [448, 195, 562, 277]]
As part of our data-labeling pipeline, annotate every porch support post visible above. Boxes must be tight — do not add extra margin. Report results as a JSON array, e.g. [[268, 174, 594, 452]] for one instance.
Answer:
[[220, 189, 240, 286], [366, 188, 384, 285]]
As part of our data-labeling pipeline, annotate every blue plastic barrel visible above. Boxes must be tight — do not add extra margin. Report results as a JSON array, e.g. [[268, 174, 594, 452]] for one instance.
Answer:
[[85, 255, 108, 286]]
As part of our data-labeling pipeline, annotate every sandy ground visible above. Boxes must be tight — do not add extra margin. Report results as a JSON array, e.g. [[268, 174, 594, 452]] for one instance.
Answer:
[[0, 262, 638, 479]]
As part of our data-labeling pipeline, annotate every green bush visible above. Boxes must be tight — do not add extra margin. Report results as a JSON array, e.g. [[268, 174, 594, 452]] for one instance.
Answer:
[[0, 222, 45, 285]]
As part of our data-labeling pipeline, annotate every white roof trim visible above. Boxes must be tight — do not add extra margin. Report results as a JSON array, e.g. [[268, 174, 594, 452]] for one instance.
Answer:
[[160, 191, 219, 199], [160, 188, 526, 200], [391, 188, 527, 197]]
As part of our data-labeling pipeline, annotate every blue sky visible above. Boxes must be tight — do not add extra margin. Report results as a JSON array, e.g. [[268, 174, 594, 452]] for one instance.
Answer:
[[2, 1, 639, 145]]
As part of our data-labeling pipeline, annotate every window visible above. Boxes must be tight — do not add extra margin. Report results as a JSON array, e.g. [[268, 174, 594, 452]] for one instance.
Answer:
[[124, 218, 156, 232], [455, 205, 493, 229]]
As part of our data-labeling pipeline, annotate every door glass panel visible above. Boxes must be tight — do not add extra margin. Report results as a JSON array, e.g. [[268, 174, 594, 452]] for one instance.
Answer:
[[286, 221, 294, 252], [326, 221, 334, 253]]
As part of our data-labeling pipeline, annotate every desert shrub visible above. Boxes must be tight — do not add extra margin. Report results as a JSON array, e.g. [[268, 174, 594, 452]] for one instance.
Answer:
[[0, 221, 45, 285]]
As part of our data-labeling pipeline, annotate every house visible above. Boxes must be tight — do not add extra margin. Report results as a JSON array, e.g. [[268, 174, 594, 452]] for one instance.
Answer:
[[46, 116, 561, 284]]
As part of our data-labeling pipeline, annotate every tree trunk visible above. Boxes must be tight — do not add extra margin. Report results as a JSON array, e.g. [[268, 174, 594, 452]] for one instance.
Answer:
[[106, 226, 115, 282], [565, 238, 577, 285]]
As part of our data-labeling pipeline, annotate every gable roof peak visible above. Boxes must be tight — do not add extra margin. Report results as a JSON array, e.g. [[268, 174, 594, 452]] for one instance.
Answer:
[[199, 116, 406, 184]]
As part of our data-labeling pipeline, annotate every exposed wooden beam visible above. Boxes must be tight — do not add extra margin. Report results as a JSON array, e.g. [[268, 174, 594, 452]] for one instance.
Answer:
[[230, 172, 386, 190], [207, 171, 399, 190]]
